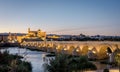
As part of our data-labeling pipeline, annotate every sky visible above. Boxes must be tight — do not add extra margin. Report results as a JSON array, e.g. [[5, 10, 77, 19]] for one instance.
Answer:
[[0, 0, 120, 36]]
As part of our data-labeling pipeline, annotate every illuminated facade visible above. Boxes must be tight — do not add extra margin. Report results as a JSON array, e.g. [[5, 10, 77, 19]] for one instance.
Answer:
[[0, 35, 8, 42], [27, 28, 46, 39], [8, 32, 17, 42], [17, 28, 46, 42], [47, 35, 60, 40]]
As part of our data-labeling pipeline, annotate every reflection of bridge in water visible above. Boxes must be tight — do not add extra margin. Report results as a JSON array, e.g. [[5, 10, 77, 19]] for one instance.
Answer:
[[20, 41, 120, 59]]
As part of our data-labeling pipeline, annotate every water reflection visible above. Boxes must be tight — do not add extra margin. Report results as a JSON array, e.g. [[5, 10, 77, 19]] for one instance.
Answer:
[[0, 47, 48, 72]]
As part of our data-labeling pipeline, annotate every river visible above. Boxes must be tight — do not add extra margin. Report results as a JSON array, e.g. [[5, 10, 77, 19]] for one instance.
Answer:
[[0, 47, 51, 72], [1, 47, 119, 72]]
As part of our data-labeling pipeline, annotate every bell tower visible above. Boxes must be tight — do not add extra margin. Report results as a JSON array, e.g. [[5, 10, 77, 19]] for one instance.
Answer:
[[28, 28, 30, 33]]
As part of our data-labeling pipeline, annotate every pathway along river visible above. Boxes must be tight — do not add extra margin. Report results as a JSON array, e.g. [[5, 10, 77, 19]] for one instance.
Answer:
[[0, 47, 53, 72]]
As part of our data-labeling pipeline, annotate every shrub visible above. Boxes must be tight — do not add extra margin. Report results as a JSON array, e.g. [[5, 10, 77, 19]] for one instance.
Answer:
[[103, 68, 109, 72], [45, 54, 97, 72], [0, 50, 32, 72]]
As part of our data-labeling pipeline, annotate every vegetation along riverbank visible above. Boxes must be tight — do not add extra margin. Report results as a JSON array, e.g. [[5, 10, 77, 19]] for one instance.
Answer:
[[0, 50, 32, 72]]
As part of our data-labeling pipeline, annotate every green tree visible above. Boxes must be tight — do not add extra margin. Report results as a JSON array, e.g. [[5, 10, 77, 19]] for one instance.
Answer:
[[45, 54, 97, 72], [45, 54, 70, 72], [115, 53, 120, 72], [0, 50, 32, 72], [69, 56, 97, 72]]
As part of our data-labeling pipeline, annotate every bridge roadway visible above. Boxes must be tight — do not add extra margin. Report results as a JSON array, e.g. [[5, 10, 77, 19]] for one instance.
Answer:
[[20, 41, 120, 59]]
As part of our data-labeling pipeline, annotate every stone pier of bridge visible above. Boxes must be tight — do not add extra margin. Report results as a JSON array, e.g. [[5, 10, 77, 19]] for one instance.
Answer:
[[20, 41, 120, 59]]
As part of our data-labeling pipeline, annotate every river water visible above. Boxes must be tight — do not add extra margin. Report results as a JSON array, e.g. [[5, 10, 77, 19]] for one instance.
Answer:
[[0, 47, 50, 72], [1, 47, 119, 72]]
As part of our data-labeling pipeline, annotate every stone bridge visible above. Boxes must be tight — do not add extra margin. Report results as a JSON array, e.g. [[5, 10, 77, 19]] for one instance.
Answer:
[[20, 41, 120, 59]]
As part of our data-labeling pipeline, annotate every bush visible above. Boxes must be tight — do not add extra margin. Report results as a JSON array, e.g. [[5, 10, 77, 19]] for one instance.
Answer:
[[103, 68, 109, 72], [0, 50, 32, 72], [45, 54, 97, 72]]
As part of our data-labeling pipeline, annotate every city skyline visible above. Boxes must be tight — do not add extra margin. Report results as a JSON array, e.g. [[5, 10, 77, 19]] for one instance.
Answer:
[[0, 0, 120, 36]]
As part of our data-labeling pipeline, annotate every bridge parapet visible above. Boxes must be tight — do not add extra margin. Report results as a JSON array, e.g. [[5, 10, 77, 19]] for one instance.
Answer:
[[20, 41, 120, 59]]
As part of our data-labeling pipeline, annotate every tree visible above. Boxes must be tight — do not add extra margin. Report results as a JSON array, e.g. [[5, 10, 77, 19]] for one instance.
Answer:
[[45, 54, 70, 72], [115, 53, 120, 72], [44, 54, 97, 72]]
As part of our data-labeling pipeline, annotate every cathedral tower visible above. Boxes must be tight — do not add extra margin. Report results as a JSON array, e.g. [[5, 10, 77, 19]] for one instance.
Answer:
[[28, 28, 30, 33]]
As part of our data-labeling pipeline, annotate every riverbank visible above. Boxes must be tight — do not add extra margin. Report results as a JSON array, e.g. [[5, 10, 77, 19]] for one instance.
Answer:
[[0, 50, 32, 72], [0, 47, 48, 72], [1, 47, 120, 72], [0, 42, 19, 47]]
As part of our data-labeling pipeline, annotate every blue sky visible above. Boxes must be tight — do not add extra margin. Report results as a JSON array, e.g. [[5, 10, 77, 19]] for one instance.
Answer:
[[0, 0, 120, 36]]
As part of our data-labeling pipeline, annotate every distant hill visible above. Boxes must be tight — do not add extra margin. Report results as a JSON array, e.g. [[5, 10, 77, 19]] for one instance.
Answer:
[[0, 33, 26, 36]]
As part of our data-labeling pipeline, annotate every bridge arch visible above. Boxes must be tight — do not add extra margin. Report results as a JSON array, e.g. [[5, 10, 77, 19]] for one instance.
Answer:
[[72, 46, 82, 56], [81, 45, 89, 55], [53, 44, 61, 53], [67, 45, 76, 55], [97, 43, 113, 59]]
